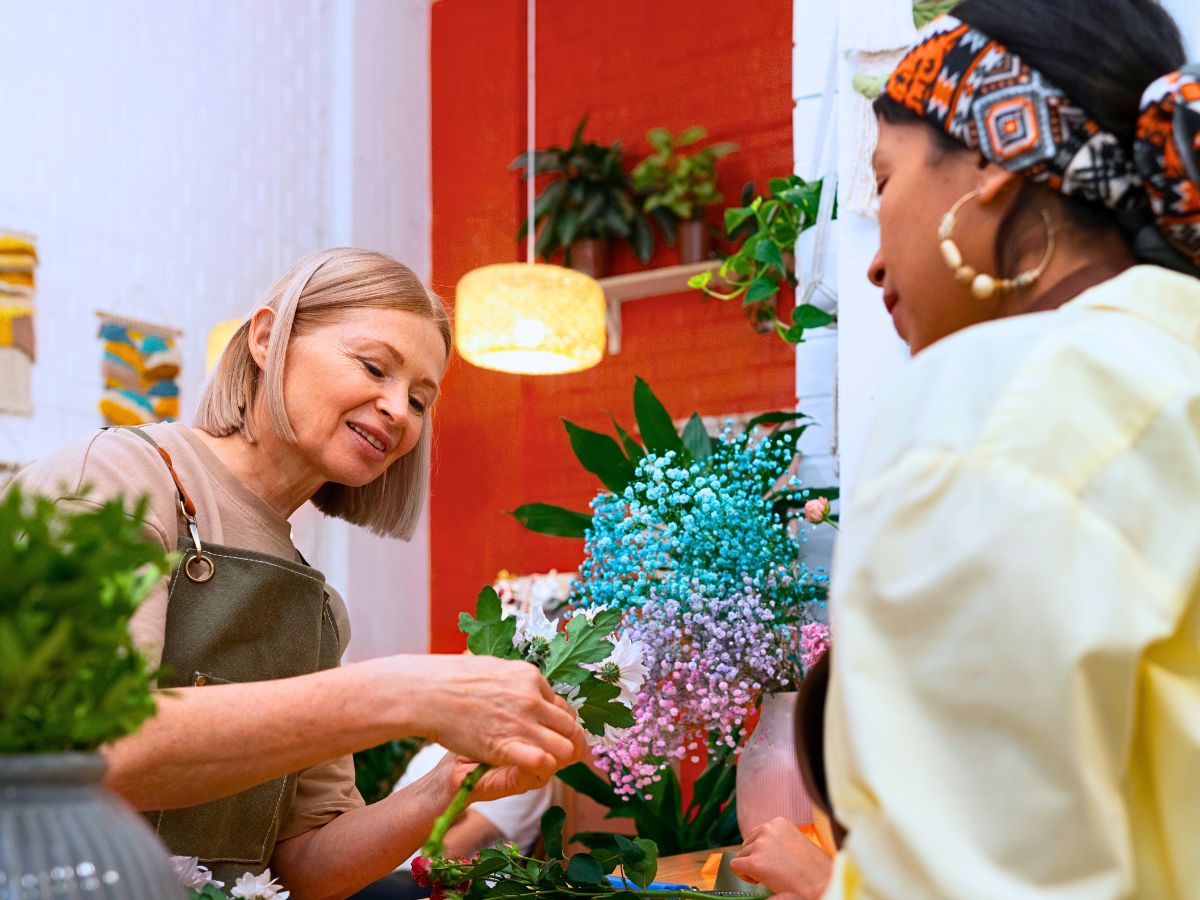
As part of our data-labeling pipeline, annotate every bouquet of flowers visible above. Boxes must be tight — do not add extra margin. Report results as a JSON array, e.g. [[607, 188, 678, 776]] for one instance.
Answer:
[[515, 378, 834, 850]]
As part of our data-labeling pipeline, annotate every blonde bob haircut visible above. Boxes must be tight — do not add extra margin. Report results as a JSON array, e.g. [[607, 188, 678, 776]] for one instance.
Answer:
[[195, 248, 451, 541]]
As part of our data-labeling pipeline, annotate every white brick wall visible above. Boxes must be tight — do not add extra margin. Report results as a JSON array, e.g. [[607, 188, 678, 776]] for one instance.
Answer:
[[0, 0, 435, 658]]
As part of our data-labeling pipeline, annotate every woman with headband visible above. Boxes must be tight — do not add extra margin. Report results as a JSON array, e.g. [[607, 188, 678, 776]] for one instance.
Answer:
[[731, 0, 1200, 896]]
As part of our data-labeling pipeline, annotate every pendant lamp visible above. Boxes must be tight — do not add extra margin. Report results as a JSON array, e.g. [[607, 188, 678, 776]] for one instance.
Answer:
[[453, 0, 605, 375]]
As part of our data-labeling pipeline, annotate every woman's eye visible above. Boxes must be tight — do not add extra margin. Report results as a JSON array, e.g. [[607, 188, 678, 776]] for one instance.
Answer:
[[409, 397, 427, 415], [362, 360, 384, 378]]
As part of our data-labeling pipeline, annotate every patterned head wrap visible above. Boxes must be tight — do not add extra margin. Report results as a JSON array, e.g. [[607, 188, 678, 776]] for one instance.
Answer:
[[884, 14, 1200, 270]]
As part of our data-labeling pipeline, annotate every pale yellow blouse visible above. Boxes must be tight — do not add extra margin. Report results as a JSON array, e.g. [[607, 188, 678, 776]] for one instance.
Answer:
[[823, 267, 1200, 898]]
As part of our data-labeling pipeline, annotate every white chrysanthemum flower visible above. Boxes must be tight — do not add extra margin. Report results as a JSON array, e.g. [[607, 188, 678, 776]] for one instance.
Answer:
[[230, 869, 290, 899], [585, 721, 627, 749], [578, 603, 610, 624], [554, 682, 586, 712], [170, 856, 223, 890], [590, 633, 649, 707]]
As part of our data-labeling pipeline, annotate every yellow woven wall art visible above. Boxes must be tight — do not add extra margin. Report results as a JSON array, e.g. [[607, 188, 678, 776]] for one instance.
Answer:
[[0, 232, 38, 416], [96, 312, 182, 426]]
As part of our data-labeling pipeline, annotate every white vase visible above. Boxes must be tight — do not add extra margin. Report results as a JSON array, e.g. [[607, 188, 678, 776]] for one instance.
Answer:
[[736, 691, 814, 835]]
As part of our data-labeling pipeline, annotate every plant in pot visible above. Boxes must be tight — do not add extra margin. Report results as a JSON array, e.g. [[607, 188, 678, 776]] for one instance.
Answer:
[[632, 125, 737, 265], [511, 116, 653, 278], [690, 175, 837, 342], [0, 484, 186, 898]]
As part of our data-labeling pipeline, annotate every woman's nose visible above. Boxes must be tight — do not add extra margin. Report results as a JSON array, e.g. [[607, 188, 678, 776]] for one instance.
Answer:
[[377, 390, 408, 427], [867, 250, 886, 288]]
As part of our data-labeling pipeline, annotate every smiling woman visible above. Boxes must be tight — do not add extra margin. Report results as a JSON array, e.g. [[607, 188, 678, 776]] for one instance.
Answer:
[[9, 248, 587, 898]]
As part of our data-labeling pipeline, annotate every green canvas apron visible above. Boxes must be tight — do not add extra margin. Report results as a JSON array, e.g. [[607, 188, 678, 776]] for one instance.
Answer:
[[123, 427, 341, 884]]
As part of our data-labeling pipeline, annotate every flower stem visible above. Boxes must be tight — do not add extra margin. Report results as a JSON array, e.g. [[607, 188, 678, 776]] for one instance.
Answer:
[[420, 762, 492, 858]]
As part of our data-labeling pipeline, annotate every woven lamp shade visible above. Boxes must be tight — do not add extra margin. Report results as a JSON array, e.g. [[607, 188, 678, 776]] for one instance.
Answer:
[[206, 318, 244, 373], [455, 263, 605, 375]]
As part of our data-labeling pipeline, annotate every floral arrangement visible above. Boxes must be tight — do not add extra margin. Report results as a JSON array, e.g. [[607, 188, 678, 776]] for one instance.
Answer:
[[493, 568, 575, 620], [173, 858, 288, 900], [513, 378, 835, 852]]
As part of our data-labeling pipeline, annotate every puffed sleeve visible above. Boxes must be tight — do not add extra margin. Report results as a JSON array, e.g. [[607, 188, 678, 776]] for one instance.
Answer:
[[821, 445, 1179, 898]]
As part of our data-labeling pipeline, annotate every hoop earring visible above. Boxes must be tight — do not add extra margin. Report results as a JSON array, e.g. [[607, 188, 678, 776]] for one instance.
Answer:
[[938, 189, 1055, 300]]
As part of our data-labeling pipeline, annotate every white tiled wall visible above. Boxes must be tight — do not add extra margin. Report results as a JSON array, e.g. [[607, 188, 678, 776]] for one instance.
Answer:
[[0, 0, 436, 657], [0, 0, 332, 462]]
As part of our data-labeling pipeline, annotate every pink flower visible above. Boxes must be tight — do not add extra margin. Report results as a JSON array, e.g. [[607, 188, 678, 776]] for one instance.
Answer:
[[412, 857, 433, 887], [803, 497, 830, 524], [800, 622, 830, 669]]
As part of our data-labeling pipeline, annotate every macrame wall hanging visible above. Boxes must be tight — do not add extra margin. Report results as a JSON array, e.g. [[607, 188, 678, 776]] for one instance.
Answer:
[[96, 311, 182, 426], [0, 232, 38, 416]]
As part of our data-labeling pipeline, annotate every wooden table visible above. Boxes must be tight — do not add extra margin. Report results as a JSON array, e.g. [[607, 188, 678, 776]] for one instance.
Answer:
[[654, 845, 740, 890]]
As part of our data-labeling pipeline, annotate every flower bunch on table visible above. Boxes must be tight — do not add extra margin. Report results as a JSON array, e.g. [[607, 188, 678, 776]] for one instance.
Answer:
[[172, 857, 288, 899]]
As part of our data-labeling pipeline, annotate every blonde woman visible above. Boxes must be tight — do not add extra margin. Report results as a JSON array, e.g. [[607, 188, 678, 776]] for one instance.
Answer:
[[14, 248, 585, 898]]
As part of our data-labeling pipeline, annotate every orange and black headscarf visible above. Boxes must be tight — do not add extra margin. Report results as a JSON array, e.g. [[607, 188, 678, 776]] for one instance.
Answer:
[[885, 14, 1200, 271]]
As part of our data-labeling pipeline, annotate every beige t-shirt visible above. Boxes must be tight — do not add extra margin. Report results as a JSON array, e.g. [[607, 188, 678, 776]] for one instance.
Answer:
[[13, 422, 364, 840]]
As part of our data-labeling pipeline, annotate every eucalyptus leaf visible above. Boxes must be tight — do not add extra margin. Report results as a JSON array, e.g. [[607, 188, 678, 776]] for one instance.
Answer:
[[633, 377, 685, 455], [563, 419, 637, 493], [681, 413, 713, 461], [511, 503, 592, 538]]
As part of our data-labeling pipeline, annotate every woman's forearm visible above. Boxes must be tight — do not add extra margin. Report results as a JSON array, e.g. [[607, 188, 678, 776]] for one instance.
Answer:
[[269, 771, 454, 900], [104, 659, 413, 810]]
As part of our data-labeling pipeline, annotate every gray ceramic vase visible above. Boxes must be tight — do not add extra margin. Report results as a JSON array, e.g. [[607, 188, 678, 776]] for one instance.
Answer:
[[0, 752, 186, 900]]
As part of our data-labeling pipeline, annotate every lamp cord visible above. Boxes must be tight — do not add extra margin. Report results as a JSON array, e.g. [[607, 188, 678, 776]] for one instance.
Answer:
[[526, 0, 536, 264]]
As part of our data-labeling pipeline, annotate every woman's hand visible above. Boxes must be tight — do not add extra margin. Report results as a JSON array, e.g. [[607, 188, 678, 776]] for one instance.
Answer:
[[730, 817, 833, 900], [370, 654, 586, 779], [427, 749, 551, 805]]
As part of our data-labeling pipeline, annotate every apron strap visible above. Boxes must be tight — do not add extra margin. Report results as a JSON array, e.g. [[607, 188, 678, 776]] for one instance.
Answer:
[[106, 426, 215, 583]]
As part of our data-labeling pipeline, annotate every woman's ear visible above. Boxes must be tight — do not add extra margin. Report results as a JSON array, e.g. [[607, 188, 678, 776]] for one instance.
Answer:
[[976, 163, 1021, 207], [246, 307, 275, 371]]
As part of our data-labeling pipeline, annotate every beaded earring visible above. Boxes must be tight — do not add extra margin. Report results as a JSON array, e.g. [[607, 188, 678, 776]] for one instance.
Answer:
[[939, 188, 1056, 300]]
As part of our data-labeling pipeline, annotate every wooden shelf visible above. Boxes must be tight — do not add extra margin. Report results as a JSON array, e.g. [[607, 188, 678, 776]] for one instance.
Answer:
[[599, 261, 721, 353]]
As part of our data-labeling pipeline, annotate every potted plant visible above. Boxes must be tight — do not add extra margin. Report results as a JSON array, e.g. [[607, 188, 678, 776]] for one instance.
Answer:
[[511, 116, 653, 278], [690, 175, 837, 342], [632, 125, 737, 265], [0, 484, 186, 898]]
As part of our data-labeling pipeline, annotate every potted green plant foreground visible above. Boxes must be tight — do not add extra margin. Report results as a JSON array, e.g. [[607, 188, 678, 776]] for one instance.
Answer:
[[0, 484, 185, 899]]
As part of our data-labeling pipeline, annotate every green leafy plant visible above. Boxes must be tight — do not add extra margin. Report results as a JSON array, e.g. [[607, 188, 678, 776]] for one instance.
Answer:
[[512, 376, 831, 538], [0, 484, 171, 753], [689, 175, 837, 343], [512, 116, 654, 266], [557, 757, 739, 857], [414, 805, 735, 899], [631, 125, 737, 239]]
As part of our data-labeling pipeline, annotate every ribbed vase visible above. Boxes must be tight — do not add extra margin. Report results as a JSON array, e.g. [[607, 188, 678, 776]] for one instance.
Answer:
[[736, 691, 814, 834], [0, 752, 186, 900]]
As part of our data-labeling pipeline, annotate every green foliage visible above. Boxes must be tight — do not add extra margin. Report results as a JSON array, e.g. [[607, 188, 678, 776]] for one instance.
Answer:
[[513, 378, 830, 538], [557, 753, 741, 856], [631, 125, 737, 243], [512, 116, 654, 265], [689, 175, 837, 343], [422, 805, 734, 899], [0, 484, 171, 753], [352, 736, 427, 806]]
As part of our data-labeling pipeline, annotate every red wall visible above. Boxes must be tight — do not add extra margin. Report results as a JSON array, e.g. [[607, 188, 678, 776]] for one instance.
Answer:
[[430, 0, 797, 651]]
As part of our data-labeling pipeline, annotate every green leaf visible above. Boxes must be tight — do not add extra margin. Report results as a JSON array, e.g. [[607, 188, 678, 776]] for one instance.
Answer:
[[459, 587, 521, 659], [624, 838, 659, 888], [743, 410, 811, 432], [723, 206, 755, 235], [744, 276, 780, 304], [563, 419, 637, 493], [541, 608, 622, 686], [790, 304, 836, 329], [632, 377, 685, 455], [567, 853, 605, 885], [556, 763, 623, 812], [681, 413, 713, 461], [630, 215, 653, 264], [510, 503, 592, 538], [575, 677, 635, 735], [540, 805, 566, 859], [609, 415, 645, 462], [754, 239, 786, 272]]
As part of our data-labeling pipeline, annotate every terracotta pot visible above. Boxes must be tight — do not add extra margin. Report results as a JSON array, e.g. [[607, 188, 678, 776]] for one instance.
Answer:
[[568, 239, 607, 279], [678, 219, 711, 265], [0, 752, 186, 899], [736, 691, 814, 834]]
